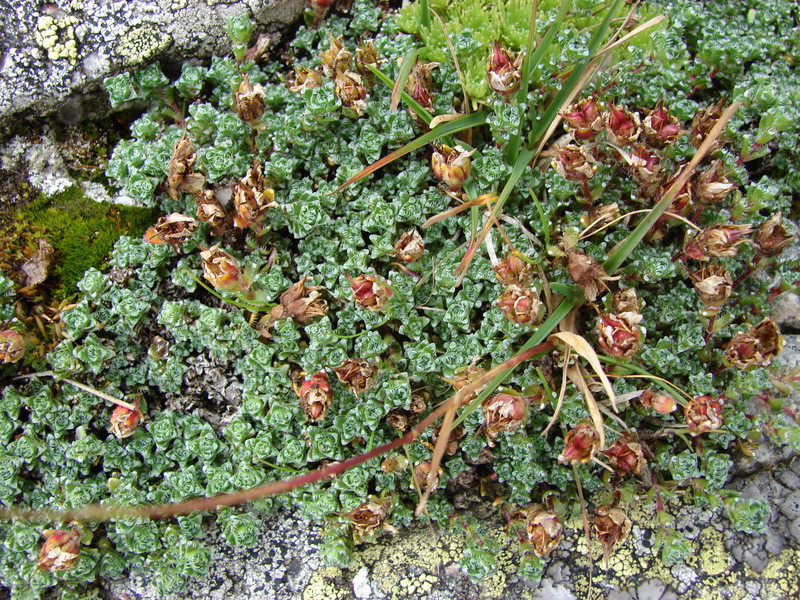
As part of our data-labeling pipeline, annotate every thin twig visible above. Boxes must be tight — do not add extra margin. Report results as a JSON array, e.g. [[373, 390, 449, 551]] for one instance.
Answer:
[[14, 371, 136, 411]]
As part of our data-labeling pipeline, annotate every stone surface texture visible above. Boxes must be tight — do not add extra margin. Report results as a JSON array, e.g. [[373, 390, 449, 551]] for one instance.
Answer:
[[0, 0, 304, 134]]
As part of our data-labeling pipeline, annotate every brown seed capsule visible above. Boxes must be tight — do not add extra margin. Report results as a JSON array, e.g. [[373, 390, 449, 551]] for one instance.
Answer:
[[724, 318, 785, 370], [561, 97, 603, 140], [405, 60, 439, 112], [486, 42, 523, 99], [628, 145, 662, 192], [432, 423, 466, 456], [0, 330, 26, 364], [597, 312, 643, 360], [482, 393, 527, 445], [443, 360, 487, 408], [195, 190, 228, 235], [754, 212, 795, 258], [394, 229, 425, 263], [642, 100, 682, 146], [593, 505, 632, 566], [691, 264, 733, 315], [320, 33, 352, 78], [558, 422, 602, 464], [604, 104, 641, 145], [551, 144, 597, 182], [694, 160, 736, 206], [684, 395, 723, 435], [345, 498, 394, 538], [564, 248, 616, 302], [690, 99, 726, 149], [280, 277, 328, 323], [167, 137, 206, 200], [143, 213, 198, 246], [288, 66, 324, 93], [200, 246, 249, 292], [334, 358, 378, 396], [233, 161, 276, 229], [234, 75, 266, 125], [602, 435, 646, 476], [334, 69, 367, 116], [298, 371, 333, 421], [527, 510, 563, 558], [414, 461, 443, 494], [350, 274, 392, 311], [497, 285, 541, 324], [494, 253, 533, 287], [109, 402, 144, 439], [683, 224, 754, 261], [612, 288, 639, 314], [431, 144, 475, 192], [355, 39, 380, 79], [38, 526, 81, 572], [385, 408, 415, 432], [581, 203, 622, 233], [148, 335, 170, 361], [409, 390, 429, 414]]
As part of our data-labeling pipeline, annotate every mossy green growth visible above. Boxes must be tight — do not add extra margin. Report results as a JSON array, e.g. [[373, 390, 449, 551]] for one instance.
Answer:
[[17, 187, 158, 299]]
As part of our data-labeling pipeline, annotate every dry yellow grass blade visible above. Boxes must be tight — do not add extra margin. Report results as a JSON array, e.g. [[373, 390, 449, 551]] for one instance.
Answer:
[[549, 331, 617, 410], [568, 364, 606, 450]]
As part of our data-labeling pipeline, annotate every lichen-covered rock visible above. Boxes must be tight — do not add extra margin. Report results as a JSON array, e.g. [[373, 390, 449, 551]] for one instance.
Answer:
[[0, 0, 304, 135]]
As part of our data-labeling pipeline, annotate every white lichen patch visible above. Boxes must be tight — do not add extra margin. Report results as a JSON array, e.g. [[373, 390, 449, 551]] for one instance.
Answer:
[[115, 25, 172, 65], [35, 13, 80, 64]]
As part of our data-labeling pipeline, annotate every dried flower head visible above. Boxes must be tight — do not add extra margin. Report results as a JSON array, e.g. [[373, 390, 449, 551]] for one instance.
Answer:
[[612, 288, 639, 314], [482, 393, 527, 445], [385, 408, 416, 432], [683, 224, 754, 261], [558, 421, 601, 464], [694, 160, 736, 205], [527, 510, 563, 558], [288, 66, 323, 93], [642, 101, 682, 146], [350, 274, 392, 311], [233, 161, 276, 229], [724, 318, 785, 370], [320, 33, 352, 77], [754, 212, 795, 258], [234, 75, 266, 125], [494, 253, 533, 287], [684, 395, 724, 434], [597, 311, 643, 360], [355, 39, 380, 79], [334, 358, 378, 396], [257, 277, 327, 335], [38, 526, 82, 572], [628, 145, 662, 191], [497, 285, 541, 324], [0, 330, 25, 364], [148, 335, 170, 361], [581, 203, 622, 232], [602, 435, 646, 476], [431, 144, 475, 192], [345, 498, 394, 538], [561, 97, 603, 140], [690, 99, 726, 148], [486, 42, 523, 99], [334, 69, 367, 116], [298, 370, 333, 421], [143, 213, 198, 246], [405, 60, 438, 112], [593, 505, 632, 566], [551, 144, 597, 182], [109, 400, 144, 439], [604, 104, 641, 145], [432, 423, 466, 456], [195, 190, 228, 235], [167, 137, 206, 200], [393, 229, 425, 263], [564, 248, 617, 302], [690, 264, 733, 315], [444, 360, 487, 408], [639, 390, 677, 414], [200, 245, 249, 292], [414, 462, 443, 494]]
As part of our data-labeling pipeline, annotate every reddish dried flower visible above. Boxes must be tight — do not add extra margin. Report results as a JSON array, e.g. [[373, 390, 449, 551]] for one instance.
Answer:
[[38, 527, 81, 572], [690, 99, 726, 149], [597, 312, 643, 360], [167, 137, 206, 200], [431, 144, 475, 192], [308, 0, 334, 29], [234, 75, 266, 125], [200, 246, 249, 292], [143, 213, 198, 246], [233, 161, 276, 229], [551, 144, 597, 182], [497, 285, 541, 324], [694, 160, 736, 205], [482, 393, 527, 444], [288, 66, 324, 93], [684, 395, 723, 435], [558, 421, 601, 464], [754, 212, 795, 258], [345, 498, 395, 538], [628, 145, 662, 191], [350, 274, 392, 311], [683, 224, 754, 261], [444, 360, 487, 408], [432, 423, 466, 456], [298, 370, 333, 421], [605, 104, 641, 145], [334, 69, 367, 116], [564, 248, 616, 302], [195, 190, 228, 235], [561, 97, 603, 140], [527, 510, 563, 558], [320, 33, 352, 77], [414, 462, 443, 494], [0, 330, 25, 364], [334, 358, 378, 396], [486, 42, 523, 99], [109, 402, 143, 439], [494, 253, 533, 287], [642, 101, 682, 146], [602, 435, 646, 476], [593, 506, 631, 566], [639, 390, 677, 414], [724, 318, 785, 370], [405, 60, 439, 112], [691, 264, 733, 316], [394, 229, 424, 263], [258, 278, 327, 335]]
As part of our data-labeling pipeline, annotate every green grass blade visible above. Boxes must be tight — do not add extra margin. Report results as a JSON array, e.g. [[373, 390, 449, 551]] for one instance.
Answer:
[[368, 65, 432, 125], [390, 48, 419, 111]]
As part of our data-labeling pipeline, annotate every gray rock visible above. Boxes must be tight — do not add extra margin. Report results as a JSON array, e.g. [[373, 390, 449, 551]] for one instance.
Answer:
[[0, 0, 304, 135]]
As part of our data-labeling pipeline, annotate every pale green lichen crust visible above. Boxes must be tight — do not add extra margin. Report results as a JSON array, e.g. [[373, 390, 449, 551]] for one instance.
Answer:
[[34, 14, 80, 64], [115, 25, 173, 66]]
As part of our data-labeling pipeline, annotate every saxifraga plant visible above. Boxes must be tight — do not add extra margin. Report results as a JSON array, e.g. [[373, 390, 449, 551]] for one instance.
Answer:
[[1, 0, 798, 597]]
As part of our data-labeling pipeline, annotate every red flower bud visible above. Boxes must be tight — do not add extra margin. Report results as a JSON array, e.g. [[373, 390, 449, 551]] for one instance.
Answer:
[[405, 60, 438, 112], [143, 213, 198, 246], [642, 101, 682, 146], [604, 104, 641, 145], [482, 392, 527, 445], [333, 358, 378, 396], [497, 285, 541, 324], [167, 137, 205, 200], [754, 212, 795, 258], [298, 370, 333, 421], [640, 390, 677, 414], [38, 526, 81, 572], [431, 144, 474, 192], [345, 498, 395, 539], [234, 74, 266, 125], [683, 224, 754, 261], [350, 274, 392, 311], [109, 402, 143, 439], [558, 422, 601, 464], [527, 510, 563, 558], [597, 312, 643, 360], [690, 264, 733, 316], [494, 253, 533, 287], [200, 246, 249, 292], [334, 69, 367, 117], [486, 42, 523, 99], [393, 229, 425, 263], [561, 97, 603, 140], [602, 435, 646, 476], [593, 505, 631, 567], [233, 161, 276, 229], [552, 144, 597, 182], [0, 330, 26, 364]]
